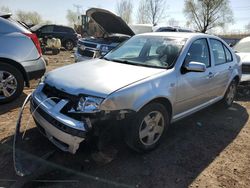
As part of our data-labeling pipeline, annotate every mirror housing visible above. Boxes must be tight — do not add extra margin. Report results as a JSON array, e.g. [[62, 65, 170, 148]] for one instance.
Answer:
[[184, 61, 206, 73]]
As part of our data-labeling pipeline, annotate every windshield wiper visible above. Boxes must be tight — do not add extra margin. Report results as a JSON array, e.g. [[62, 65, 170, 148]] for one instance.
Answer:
[[111, 59, 131, 64]]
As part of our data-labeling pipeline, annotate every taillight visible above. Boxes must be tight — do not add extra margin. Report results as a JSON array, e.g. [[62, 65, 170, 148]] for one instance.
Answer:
[[23, 33, 42, 56]]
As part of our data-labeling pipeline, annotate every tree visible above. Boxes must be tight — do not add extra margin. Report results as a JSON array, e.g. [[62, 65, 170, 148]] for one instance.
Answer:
[[137, 0, 148, 24], [116, 0, 133, 24], [0, 6, 11, 13], [66, 9, 80, 27], [168, 18, 179, 26], [136, 0, 167, 25], [16, 10, 42, 25], [183, 0, 233, 33]]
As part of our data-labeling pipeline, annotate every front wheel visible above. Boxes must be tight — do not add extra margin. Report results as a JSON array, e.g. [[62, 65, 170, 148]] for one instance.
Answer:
[[221, 80, 237, 108], [125, 103, 169, 152]]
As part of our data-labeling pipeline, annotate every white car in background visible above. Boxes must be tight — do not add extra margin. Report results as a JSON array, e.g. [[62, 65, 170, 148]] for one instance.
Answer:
[[234, 36, 250, 82]]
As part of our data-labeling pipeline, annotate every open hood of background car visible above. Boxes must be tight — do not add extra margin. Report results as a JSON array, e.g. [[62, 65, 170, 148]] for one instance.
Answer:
[[86, 8, 135, 36]]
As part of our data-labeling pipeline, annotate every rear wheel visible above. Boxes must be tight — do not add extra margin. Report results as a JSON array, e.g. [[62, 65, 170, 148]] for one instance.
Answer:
[[64, 40, 74, 51], [221, 80, 237, 108], [125, 102, 169, 152], [0, 63, 24, 104]]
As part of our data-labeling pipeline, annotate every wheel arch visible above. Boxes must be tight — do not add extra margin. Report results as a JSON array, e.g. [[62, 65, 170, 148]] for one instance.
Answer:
[[233, 75, 240, 84], [0, 58, 29, 87], [138, 97, 173, 121]]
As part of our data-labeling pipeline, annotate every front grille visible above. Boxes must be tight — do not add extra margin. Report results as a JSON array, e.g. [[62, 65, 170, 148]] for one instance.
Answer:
[[78, 41, 97, 48], [42, 84, 78, 103], [242, 64, 250, 74], [31, 98, 86, 138], [78, 48, 95, 57]]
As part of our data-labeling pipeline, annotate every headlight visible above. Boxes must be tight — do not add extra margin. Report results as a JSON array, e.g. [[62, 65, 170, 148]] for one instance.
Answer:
[[100, 45, 111, 55], [71, 96, 103, 113]]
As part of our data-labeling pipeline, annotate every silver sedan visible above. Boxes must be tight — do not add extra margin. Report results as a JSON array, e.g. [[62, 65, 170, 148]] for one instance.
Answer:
[[31, 32, 241, 153]]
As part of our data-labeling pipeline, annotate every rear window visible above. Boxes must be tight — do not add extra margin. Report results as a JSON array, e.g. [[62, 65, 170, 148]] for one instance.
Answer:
[[30, 24, 44, 32], [224, 46, 233, 62]]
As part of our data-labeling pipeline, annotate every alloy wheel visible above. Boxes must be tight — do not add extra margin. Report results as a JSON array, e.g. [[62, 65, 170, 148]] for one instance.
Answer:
[[65, 41, 74, 50], [226, 82, 236, 105], [139, 111, 165, 146], [0, 71, 18, 99]]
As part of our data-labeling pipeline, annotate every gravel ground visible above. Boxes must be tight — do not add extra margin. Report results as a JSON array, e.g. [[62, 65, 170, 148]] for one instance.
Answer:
[[0, 51, 250, 188]]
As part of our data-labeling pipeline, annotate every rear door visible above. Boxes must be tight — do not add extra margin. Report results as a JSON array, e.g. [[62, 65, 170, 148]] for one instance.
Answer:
[[53, 26, 65, 42], [209, 38, 234, 97]]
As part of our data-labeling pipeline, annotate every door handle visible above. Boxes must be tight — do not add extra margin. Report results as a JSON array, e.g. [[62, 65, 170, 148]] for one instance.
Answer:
[[228, 66, 233, 70], [207, 72, 214, 79]]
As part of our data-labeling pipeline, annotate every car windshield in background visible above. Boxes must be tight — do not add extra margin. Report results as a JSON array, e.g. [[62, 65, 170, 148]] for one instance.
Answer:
[[104, 35, 186, 69], [234, 39, 250, 53]]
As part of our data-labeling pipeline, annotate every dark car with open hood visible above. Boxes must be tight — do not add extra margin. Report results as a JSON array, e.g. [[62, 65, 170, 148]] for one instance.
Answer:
[[74, 8, 135, 62]]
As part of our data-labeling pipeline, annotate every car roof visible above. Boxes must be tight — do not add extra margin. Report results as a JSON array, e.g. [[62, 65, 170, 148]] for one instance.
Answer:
[[239, 36, 250, 43], [0, 12, 12, 18], [35, 24, 72, 28], [137, 32, 208, 38]]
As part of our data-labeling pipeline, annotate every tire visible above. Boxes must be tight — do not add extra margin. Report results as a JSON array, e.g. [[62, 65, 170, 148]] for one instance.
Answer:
[[64, 40, 74, 51], [0, 63, 24, 104], [221, 80, 237, 108], [52, 48, 60, 55], [125, 102, 169, 152]]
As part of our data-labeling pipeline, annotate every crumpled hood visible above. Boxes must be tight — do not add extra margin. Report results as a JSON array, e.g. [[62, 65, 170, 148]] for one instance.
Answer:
[[236, 52, 250, 65], [45, 59, 165, 98], [86, 8, 134, 36]]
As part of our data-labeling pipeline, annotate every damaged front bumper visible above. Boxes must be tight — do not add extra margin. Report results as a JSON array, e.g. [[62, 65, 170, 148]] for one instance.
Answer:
[[30, 85, 90, 154]]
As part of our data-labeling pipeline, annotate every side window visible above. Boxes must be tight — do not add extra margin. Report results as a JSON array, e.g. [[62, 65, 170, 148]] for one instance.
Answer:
[[65, 27, 74, 33], [41, 25, 53, 33], [224, 45, 233, 62], [210, 39, 226, 65], [53, 26, 64, 32], [185, 38, 210, 67]]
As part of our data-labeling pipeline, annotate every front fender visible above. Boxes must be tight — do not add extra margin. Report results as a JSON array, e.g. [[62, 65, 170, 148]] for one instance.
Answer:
[[100, 71, 176, 112]]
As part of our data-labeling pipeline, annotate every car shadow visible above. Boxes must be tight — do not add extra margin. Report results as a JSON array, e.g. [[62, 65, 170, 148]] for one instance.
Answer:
[[0, 103, 248, 188], [0, 93, 27, 115]]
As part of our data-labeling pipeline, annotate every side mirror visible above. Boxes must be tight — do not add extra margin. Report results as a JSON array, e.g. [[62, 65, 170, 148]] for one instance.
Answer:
[[184, 61, 206, 72]]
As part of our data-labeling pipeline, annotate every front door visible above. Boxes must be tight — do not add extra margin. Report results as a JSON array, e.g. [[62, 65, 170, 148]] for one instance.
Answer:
[[175, 38, 213, 116]]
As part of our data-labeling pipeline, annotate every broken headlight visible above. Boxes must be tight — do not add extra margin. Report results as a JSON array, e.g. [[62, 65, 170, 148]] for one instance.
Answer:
[[70, 96, 103, 113]]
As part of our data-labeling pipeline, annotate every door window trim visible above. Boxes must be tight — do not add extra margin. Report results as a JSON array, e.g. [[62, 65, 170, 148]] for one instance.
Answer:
[[183, 38, 211, 68]]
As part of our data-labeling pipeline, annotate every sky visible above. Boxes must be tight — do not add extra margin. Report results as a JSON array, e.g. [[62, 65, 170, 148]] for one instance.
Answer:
[[0, 0, 250, 33]]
